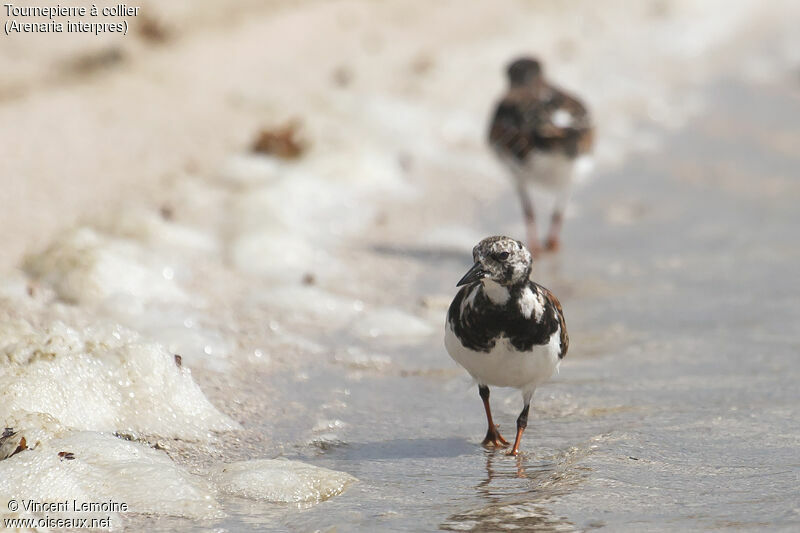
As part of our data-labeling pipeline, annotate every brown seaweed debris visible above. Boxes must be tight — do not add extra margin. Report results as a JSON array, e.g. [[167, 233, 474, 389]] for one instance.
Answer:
[[0, 430, 27, 460], [137, 14, 172, 44], [67, 47, 125, 77], [331, 65, 354, 87], [58, 451, 76, 461], [174, 354, 183, 367], [160, 204, 174, 221], [251, 121, 307, 159], [410, 54, 434, 75], [26, 281, 39, 297]]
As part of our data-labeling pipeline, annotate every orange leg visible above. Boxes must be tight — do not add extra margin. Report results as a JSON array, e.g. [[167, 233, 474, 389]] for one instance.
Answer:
[[545, 189, 571, 252], [544, 211, 563, 252], [507, 402, 530, 456], [479, 385, 509, 448], [516, 183, 541, 254]]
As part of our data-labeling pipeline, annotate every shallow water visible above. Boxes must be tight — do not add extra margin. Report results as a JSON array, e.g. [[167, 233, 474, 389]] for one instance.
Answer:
[[196, 79, 800, 532]]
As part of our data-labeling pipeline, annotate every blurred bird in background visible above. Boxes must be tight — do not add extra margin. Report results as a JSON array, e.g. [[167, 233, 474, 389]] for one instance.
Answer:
[[488, 57, 594, 253]]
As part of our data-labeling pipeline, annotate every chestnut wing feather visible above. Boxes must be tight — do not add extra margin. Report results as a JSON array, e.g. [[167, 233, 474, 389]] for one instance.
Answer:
[[489, 86, 593, 161], [534, 283, 569, 359]]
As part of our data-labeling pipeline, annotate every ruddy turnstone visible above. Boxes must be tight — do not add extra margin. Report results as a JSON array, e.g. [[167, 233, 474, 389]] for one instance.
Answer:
[[444, 236, 568, 455], [488, 57, 593, 252]]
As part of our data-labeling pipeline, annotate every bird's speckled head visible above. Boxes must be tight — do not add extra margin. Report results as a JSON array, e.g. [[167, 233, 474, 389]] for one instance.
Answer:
[[456, 236, 532, 287], [506, 57, 543, 87]]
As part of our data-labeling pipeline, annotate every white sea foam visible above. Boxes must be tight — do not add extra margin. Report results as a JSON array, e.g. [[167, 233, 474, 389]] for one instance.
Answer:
[[23, 227, 187, 306], [353, 308, 435, 341], [0, 315, 238, 440], [255, 285, 364, 327], [210, 458, 356, 504], [21, 218, 235, 370], [0, 420, 223, 523]]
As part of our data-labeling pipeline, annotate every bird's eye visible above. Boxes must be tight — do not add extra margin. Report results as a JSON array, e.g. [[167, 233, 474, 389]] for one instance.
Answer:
[[493, 251, 510, 261]]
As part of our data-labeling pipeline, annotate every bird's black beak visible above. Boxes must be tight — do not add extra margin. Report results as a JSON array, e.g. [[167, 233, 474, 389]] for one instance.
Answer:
[[456, 262, 486, 287]]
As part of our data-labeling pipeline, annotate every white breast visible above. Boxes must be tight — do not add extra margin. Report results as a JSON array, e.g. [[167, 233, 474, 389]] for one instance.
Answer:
[[507, 151, 574, 191], [483, 280, 510, 305], [505, 152, 595, 192], [444, 320, 561, 391]]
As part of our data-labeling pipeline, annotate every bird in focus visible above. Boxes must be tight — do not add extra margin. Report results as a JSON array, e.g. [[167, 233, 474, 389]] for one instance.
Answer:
[[488, 57, 593, 253], [444, 236, 568, 456]]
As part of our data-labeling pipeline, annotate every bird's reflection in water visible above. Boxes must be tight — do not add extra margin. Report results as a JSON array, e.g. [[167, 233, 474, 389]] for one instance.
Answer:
[[440, 451, 572, 532], [477, 450, 528, 499]]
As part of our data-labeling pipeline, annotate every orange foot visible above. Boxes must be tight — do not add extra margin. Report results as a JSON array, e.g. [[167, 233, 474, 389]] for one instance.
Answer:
[[544, 237, 560, 252], [527, 241, 543, 256], [506, 428, 524, 456], [481, 426, 510, 448]]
